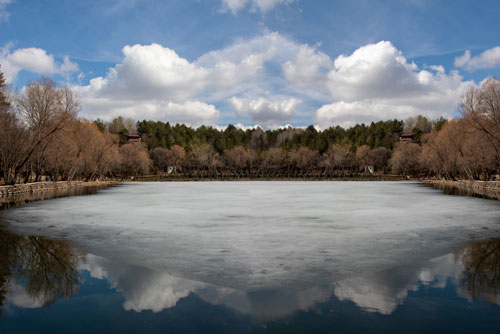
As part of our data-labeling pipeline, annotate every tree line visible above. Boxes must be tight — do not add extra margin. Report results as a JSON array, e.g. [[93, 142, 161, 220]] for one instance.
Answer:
[[391, 78, 500, 180], [1, 65, 499, 184]]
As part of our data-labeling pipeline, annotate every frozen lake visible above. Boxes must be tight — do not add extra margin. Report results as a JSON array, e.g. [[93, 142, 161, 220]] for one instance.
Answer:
[[1, 181, 500, 332], [2, 181, 500, 290]]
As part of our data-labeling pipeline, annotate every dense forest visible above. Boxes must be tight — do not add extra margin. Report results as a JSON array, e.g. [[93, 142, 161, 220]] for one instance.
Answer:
[[0, 66, 499, 184]]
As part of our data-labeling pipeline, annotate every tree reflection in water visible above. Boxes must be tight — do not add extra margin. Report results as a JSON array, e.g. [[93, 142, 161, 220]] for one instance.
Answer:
[[0, 228, 82, 317], [459, 238, 500, 305]]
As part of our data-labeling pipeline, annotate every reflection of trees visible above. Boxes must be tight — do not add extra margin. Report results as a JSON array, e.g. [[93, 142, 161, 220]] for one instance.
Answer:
[[0, 228, 82, 316], [459, 239, 500, 304]]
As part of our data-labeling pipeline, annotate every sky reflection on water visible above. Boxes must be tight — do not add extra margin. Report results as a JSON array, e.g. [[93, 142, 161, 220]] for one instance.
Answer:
[[1, 228, 500, 333]]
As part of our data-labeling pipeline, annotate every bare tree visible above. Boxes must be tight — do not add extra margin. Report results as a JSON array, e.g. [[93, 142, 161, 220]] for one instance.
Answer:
[[151, 145, 185, 174], [421, 119, 496, 180], [187, 144, 220, 176], [259, 148, 287, 176], [118, 142, 151, 177], [389, 142, 422, 176], [322, 144, 355, 176], [108, 116, 136, 134], [168, 145, 186, 172], [369, 147, 391, 172], [356, 145, 371, 172], [403, 115, 432, 133], [0, 78, 78, 184], [0, 107, 26, 184], [460, 77, 500, 173], [224, 146, 254, 177], [289, 147, 318, 176], [150, 147, 169, 173]]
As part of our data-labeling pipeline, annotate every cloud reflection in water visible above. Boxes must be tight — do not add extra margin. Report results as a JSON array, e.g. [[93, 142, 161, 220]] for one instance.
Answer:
[[3, 231, 500, 321]]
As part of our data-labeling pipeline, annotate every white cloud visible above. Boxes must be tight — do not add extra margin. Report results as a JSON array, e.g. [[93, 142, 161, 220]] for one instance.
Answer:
[[75, 32, 319, 124], [315, 101, 401, 129], [252, 0, 295, 12], [72, 43, 224, 125], [454, 50, 471, 68], [4, 33, 476, 128], [197, 31, 305, 96], [454, 47, 500, 71], [0, 45, 78, 82], [315, 41, 474, 128], [229, 96, 301, 127], [429, 65, 445, 73], [220, 0, 249, 14], [220, 0, 295, 14], [328, 41, 425, 101], [0, 0, 12, 21], [282, 43, 333, 98], [214, 123, 262, 131], [76, 95, 220, 127], [93, 43, 208, 101]]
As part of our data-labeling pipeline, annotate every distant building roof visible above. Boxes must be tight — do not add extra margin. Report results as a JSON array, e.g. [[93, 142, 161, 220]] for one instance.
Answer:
[[399, 133, 415, 142]]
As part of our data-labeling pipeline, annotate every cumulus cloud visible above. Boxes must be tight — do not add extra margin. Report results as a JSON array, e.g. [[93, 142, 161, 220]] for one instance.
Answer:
[[454, 47, 500, 71], [73, 43, 227, 125], [6, 32, 475, 128], [220, 0, 295, 14], [92, 43, 208, 101], [75, 32, 318, 124], [76, 95, 220, 127], [0, 45, 78, 82], [329, 41, 427, 100], [0, 0, 12, 21], [282, 43, 333, 98], [229, 96, 301, 127], [197, 31, 308, 95], [315, 41, 474, 128]]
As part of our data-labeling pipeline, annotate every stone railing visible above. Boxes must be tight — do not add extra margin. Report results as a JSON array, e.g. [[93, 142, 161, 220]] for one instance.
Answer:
[[0, 181, 85, 197], [0, 181, 117, 211], [426, 180, 500, 200]]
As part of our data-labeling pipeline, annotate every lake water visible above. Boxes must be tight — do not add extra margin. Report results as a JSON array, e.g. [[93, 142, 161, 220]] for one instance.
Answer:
[[1, 181, 500, 333]]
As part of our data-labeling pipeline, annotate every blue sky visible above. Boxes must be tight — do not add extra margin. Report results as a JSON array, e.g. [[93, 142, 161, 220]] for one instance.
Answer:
[[1, 0, 500, 128]]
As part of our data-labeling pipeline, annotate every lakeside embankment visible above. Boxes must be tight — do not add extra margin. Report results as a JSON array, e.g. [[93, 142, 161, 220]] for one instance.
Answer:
[[0, 181, 116, 211], [425, 179, 500, 201], [133, 174, 407, 182]]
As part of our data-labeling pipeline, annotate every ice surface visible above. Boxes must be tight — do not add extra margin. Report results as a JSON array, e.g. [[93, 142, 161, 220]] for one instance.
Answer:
[[2, 181, 500, 291]]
